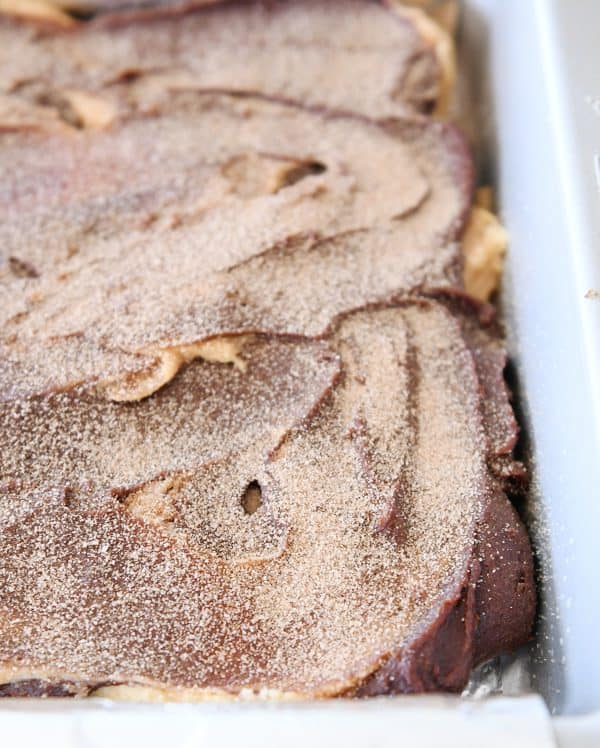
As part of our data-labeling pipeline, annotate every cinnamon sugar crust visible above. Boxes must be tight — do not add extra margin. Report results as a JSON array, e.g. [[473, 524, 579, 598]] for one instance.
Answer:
[[0, 301, 534, 697], [0, 0, 446, 116], [0, 0, 535, 699], [0, 92, 473, 400]]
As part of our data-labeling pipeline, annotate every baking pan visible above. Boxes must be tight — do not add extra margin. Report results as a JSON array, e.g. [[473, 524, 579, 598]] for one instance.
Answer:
[[1, 0, 599, 743], [460, 0, 600, 719]]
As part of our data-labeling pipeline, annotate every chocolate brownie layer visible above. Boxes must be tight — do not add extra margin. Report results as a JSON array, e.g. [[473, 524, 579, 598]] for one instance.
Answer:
[[0, 301, 534, 697]]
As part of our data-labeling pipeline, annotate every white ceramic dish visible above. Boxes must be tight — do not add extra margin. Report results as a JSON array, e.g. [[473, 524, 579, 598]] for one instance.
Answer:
[[461, 0, 600, 719]]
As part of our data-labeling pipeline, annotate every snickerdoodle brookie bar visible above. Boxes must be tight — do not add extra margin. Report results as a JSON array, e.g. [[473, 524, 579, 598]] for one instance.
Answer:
[[0, 0, 535, 700]]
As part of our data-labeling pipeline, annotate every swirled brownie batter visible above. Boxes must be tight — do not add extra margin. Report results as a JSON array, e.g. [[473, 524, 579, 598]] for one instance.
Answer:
[[0, 0, 450, 116], [0, 93, 472, 400], [0, 0, 535, 699]]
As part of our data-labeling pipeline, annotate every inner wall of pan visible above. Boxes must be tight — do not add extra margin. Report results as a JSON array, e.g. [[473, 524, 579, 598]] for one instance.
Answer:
[[456, 1, 564, 713]]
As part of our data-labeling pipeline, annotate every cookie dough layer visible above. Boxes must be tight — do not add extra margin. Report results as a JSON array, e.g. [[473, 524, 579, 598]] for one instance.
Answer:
[[462, 205, 509, 302]]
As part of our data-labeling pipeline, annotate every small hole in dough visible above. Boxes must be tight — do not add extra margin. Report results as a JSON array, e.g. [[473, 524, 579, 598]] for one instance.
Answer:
[[241, 481, 263, 515], [277, 160, 327, 190]]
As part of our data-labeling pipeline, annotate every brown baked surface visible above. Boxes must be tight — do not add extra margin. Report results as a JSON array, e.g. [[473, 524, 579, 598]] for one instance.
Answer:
[[0, 0, 535, 699]]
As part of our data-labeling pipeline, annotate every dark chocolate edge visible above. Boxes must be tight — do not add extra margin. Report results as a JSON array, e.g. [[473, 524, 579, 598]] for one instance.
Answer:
[[0, 679, 95, 698], [352, 489, 535, 695], [351, 300, 536, 696]]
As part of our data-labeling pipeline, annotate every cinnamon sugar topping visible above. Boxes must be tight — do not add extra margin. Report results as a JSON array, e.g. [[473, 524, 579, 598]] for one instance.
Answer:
[[0, 0, 534, 699]]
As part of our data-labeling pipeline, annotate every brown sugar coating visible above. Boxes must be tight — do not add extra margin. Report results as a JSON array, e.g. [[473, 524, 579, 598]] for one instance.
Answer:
[[0, 0, 535, 698]]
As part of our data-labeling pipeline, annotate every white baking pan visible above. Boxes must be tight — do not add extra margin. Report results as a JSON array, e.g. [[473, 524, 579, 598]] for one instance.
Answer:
[[2, 0, 599, 744], [461, 0, 600, 720]]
